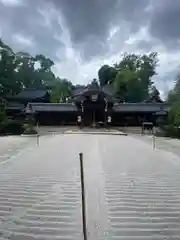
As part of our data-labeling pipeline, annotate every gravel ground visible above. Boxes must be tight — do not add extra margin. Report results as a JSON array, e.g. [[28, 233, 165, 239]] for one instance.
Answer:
[[0, 133, 180, 239], [0, 136, 38, 163], [134, 134, 180, 157]]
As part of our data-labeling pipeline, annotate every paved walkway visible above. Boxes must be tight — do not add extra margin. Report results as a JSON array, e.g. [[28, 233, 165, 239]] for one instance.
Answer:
[[0, 134, 180, 239]]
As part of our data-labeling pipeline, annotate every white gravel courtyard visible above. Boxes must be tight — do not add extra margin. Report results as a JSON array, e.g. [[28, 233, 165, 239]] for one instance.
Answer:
[[0, 133, 180, 239]]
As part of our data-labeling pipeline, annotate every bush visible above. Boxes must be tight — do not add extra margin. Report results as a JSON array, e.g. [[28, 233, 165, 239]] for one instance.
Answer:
[[161, 125, 180, 138], [155, 127, 166, 137], [0, 119, 24, 135], [0, 108, 7, 130]]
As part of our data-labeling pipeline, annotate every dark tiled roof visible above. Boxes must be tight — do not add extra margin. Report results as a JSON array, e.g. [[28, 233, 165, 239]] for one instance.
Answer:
[[143, 95, 164, 103], [27, 103, 78, 112], [16, 88, 49, 100], [101, 84, 115, 96], [72, 85, 100, 96], [72, 86, 86, 96], [73, 95, 86, 102], [85, 82, 100, 92], [113, 103, 170, 113], [73, 84, 115, 103], [6, 102, 24, 110]]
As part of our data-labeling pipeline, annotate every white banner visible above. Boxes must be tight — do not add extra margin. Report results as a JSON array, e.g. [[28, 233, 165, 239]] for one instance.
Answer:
[[107, 116, 111, 123]]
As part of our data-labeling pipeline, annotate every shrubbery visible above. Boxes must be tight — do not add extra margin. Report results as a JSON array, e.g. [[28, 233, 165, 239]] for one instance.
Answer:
[[162, 125, 180, 138], [0, 107, 7, 126], [161, 101, 180, 138], [0, 109, 37, 135], [0, 119, 24, 135]]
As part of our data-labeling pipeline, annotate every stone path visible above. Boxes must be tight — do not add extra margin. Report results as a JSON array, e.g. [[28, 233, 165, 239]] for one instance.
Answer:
[[0, 133, 180, 239]]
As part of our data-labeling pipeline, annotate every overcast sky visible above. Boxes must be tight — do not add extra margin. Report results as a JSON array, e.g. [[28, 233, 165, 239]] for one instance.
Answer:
[[0, 0, 180, 97]]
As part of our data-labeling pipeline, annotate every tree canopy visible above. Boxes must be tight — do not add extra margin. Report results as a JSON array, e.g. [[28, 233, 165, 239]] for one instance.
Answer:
[[50, 78, 73, 103], [167, 73, 180, 128], [0, 39, 163, 104], [0, 39, 58, 97], [0, 38, 73, 103], [98, 65, 117, 86], [98, 52, 159, 102]]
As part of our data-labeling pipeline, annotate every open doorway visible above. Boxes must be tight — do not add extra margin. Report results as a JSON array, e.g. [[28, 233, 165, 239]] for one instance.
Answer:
[[83, 99, 106, 126]]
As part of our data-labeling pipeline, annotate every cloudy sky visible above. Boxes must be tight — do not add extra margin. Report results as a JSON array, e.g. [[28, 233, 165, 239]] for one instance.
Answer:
[[0, 0, 180, 97]]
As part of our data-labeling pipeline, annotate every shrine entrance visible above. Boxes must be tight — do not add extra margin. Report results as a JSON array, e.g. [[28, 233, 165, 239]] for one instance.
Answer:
[[82, 96, 106, 126], [73, 80, 114, 127]]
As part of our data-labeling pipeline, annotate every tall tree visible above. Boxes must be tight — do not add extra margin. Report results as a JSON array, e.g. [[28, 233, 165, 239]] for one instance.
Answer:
[[34, 54, 56, 87], [98, 65, 117, 86], [0, 39, 58, 97], [114, 52, 158, 102], [15, 52, 37, 88], [167, 72, 180, 129], [0, 39, 19, 96], [50, 78, 73, 103], [168, 74, 180, 104], [114, 69, 143, 102], [149, 85, 162, 102]]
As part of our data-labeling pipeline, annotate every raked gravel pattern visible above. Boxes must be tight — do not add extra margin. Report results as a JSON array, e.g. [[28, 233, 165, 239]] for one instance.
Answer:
[[0, 135, 83, 240], [0, 133, 180, 239], [101, 135, 180, 240]]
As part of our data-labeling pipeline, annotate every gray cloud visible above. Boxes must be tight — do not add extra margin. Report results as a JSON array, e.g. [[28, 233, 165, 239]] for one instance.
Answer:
[[44, 0, 151, 60], [48, 0, 118, 43], [0, 0, 180, 90], [150, 0, 180, 49], [0, 0, 64, 60], [135, 40, 154, 52]]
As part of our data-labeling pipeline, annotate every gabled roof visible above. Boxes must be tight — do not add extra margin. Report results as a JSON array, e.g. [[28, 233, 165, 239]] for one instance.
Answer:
[[85, 82, 100, 92], [73, 83, 115, 103], [72, 86, 86, 97], [73, 83, 100, 96], [16, 88, 49, 100]]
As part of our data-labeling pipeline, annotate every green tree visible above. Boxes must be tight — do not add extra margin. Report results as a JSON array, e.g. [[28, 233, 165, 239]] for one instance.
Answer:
[[149, 85, 162, 102], [114, 69, 143, 102], [35, 54, 54, 71], [0, 39, 58, 96], [168, 100, 180, 126], [34, 54, 56, 88], [15, 52, 37, 88], [114, 52, 158, 102], [162, 72, 180, 138], [167, 73, 180, 127], [0, 39, 20, 96], [0, 103, 7, 130], [50, 78, 73, 103], [98, 65, 117, 86], [168, 74, 180, 104]]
